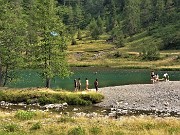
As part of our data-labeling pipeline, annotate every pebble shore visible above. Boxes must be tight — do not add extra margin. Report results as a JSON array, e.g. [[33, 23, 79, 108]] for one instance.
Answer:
[[96, 81, 180, 116]]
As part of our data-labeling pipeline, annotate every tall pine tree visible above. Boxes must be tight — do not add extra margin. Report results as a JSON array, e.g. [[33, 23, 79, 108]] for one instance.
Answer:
[[26, 0, 70, 88], [140, 0, 153, 28], [123, 0, 140, 36], [0, 0, 27, 86]]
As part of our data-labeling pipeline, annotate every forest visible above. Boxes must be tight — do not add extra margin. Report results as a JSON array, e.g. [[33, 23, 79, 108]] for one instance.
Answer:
[[0, 0, 179, 88]]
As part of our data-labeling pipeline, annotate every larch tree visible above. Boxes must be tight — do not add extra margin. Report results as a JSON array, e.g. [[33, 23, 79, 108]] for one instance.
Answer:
[[140, 0, 153, 28], [0, 0, 27, 86], [123, 0, 141, 36], [26, 0, 70, 88]]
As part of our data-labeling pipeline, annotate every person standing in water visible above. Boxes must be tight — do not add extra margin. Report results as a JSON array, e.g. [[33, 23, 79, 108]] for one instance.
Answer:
[[94, 78, 98, 92], [85, 78, 89, 90]]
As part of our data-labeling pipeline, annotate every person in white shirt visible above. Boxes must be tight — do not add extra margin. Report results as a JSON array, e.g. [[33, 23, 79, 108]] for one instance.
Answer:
[[85, 78, 89, 90], [163, 73, 169, 81]]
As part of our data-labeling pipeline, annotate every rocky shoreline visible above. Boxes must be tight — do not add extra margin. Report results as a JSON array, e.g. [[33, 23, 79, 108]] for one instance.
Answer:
[[96, 81, 180, 117]]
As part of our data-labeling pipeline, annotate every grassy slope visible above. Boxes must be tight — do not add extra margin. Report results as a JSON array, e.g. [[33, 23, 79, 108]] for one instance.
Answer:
[[67, 25, 180, 70]]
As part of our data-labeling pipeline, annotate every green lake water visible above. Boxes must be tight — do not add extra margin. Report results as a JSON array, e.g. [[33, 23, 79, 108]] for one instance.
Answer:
[[7, 67, 180, 91]]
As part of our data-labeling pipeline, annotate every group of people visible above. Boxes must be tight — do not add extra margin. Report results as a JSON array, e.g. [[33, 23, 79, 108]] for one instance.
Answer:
[[74, 78, 98, 92], [151, 71, 169, 83]]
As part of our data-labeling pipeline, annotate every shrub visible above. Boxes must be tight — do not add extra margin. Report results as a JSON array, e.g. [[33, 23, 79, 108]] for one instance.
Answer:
[[168, 127, 180, 135], [114, 51, 122, 58], [30, 122, 41, 130], [71, 38, 77, 45], [77, 29, 82, 40], [68, 126, 85, 135], [3, 123, 19, 132], [80, 93, 104, 103], [90, 126, 102, 135], [141, 46, 160, 60], [143, 123, 156, 130], [66, 95, 91, 105], [15, 110, 36, 120]]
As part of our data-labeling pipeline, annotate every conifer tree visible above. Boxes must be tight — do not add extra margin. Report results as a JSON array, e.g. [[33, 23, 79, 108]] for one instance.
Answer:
[[123, 0, 141, 36], [97, 16, 104, 35], [26, 0, 70, 88], [0, 0, 27, 86], [88, 18, 100, 40], [155, 0, 165, 22], [140, 0, 153, 28]]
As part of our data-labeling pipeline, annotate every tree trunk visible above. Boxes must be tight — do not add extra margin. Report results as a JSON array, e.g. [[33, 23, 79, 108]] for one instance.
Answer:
[[0, 58, 2, 87]]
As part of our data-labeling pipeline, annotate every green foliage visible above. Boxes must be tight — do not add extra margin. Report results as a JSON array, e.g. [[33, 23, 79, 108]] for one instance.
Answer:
[[77, 29, 82, 40], [142, 46, 160, 61], [66, 94, 91, 105], [30, 122, 41, 130], [140, 0, 153, 27], [168, 127, 180, 135], [15, 110, 36, 120], [143, 123, 156, 130], [71, 38, 78, 45], [162, 32, 180, 50], [97, 16, 104, 35], [3, 123, 19, 132], [80, 93, 104, 104], [0, 0, 27, 86], [25, 0, 71, 88], [123, 0, 141, 36], [68, 126, 85, 135], [88, 18, 101, 40], [90, 126, 102, 135]]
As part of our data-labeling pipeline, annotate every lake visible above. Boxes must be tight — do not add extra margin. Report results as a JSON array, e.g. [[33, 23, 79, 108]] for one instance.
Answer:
[[7, 67, 180, 90]]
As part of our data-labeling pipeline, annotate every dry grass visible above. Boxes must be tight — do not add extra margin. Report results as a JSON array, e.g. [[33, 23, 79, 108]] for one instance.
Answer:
[[0, 111, 179, 135]]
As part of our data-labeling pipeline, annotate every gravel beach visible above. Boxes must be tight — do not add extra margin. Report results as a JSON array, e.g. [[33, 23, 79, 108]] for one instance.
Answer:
[[96, 81, 180, 116]]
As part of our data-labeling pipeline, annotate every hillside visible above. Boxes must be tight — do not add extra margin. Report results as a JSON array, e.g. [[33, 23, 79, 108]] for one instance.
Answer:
[[67, 23, 180, 70]]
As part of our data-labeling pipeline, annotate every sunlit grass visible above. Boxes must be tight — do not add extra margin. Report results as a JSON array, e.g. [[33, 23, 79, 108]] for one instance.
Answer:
[[0, 111, 179, 135], [66, 32, 180, 70], [0, 88, 104, 106]]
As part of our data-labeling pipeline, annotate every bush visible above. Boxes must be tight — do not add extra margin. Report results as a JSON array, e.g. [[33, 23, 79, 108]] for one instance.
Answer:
[[80, 93, 104, 103], [142, 46, 160, 60], [77, 29, 82, 40], [30, 122, 41, 130], [114, 51, 122, 58], [162, 33, 180, 50], [71, 38, 77, 45], [66, 95, 91, 105], [15, 110, 36, 120], [3, 123, 19, 132], [68, 126, 85, 135], [90, 126, 102, 135]]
